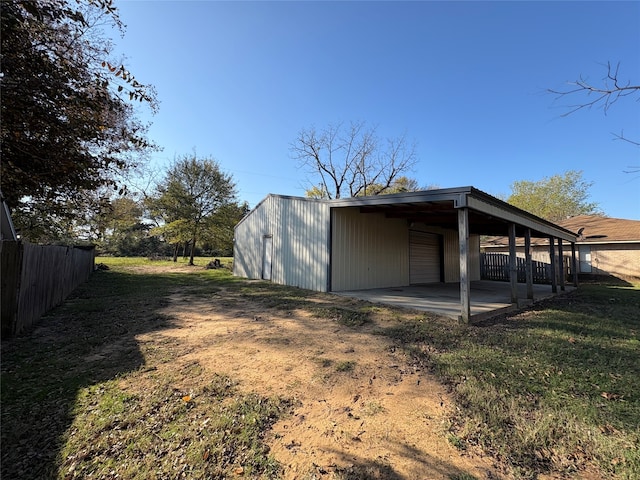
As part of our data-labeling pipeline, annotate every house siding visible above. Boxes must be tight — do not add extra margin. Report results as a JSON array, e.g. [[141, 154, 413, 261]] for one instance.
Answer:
[[577, 243, 640, 278]]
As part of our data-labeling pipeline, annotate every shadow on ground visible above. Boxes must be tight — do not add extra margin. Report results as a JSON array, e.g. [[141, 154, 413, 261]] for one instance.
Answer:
[[0, 269, 186, 479]]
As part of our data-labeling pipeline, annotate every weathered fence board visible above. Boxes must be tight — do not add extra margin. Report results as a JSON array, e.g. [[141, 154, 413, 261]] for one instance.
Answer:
[[1, 241, 94, 337], [480, 252, 570, 284]]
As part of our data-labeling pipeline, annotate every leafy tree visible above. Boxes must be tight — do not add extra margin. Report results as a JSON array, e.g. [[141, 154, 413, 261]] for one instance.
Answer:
[[1, 0, 157, 241], [89, 196, 160, 256], [506, 170, 602, 222], [292, 121, 418, 199], [9, 188, 113, 244], [199, 202, 250, 256], [148, 155, 237, 265]]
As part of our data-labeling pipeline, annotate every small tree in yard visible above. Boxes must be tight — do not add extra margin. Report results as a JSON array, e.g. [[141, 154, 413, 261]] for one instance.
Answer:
[[148, 155, 237, 265]]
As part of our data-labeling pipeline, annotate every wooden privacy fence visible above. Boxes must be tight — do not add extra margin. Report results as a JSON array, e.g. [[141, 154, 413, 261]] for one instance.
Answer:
[[1, 241, 95, 337], [480, 252, 571, 284]]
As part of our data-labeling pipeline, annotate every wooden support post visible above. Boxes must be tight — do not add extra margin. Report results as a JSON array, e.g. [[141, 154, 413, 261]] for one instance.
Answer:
[[524, 228, 533, 300], [458, 208, 471, 323], [571, 242, 579, 287], [558, 239, 565, 291], [549, 236, 557, 293], [508, 223, 518, 304]]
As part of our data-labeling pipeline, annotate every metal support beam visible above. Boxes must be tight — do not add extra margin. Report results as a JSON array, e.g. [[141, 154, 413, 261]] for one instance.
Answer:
[[558, 239, 565, 291], [524, 228, 533, 300], [508, 223, 518, 304], [549, 236, 557, 293], [458, 208, 470, 323]]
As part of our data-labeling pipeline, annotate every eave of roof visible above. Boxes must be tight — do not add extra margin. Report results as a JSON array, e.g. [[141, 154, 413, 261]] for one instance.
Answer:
[[329, 186, 577, 241], [237, 187, 578, 242]]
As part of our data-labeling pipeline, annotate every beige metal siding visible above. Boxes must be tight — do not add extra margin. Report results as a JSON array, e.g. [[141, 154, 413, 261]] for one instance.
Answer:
[[233, 195, 330, 292], [409, 231, 441, 283], [331, 208, 409, 291], [271, 197, 330, 291], [233, 196, 274, 280], [443, 232, 480, 282]]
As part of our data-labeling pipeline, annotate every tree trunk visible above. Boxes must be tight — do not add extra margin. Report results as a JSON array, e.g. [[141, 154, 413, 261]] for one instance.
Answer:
[[172, 243, 179, 262], [189, 234, 196, 266]]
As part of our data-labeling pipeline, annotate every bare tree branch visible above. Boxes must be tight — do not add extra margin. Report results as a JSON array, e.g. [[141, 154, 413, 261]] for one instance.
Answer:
[[549, 61, 640, 117], [291, 121, 418, 199]]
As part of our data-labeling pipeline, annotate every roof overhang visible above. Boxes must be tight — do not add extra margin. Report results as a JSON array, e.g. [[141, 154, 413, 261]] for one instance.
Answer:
[[329, 186, 577, 242]]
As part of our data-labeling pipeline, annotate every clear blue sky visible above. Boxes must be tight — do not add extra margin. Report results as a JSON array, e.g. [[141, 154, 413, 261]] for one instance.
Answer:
[[112, 1, 640, 219]]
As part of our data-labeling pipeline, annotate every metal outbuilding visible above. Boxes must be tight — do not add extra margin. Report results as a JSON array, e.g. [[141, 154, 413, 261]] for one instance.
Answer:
[[233, 186, 578, 322]]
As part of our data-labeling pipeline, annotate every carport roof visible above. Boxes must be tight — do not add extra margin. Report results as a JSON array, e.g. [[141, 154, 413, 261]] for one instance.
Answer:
[[328, 186, 577, 241]]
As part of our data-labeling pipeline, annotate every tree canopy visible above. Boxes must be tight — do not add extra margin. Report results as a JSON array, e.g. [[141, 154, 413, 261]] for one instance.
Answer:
[[147, 155, 237, 265], [506, 170, 602, 223], [1, 0, 157, 240], [291, 121, 419, 199]]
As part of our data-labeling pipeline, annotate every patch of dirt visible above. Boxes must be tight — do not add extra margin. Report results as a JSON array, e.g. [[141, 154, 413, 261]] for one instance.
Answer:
[[135, 283, 506, 479]]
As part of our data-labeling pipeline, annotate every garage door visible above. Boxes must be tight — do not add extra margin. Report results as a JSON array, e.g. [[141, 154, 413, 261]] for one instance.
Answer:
[[410, 231, 441, 284]]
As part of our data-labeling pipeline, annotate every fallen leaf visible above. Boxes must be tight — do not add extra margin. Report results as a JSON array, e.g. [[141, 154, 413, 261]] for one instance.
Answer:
[[233, 466, 244, 475], [599, 424, 620, 435], [568, 337, 576, 343], [182, 395, 192, 403], [601, 392, 622, 400]]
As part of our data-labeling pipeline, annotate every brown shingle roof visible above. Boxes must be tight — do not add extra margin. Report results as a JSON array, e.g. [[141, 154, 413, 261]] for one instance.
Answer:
[[483, 215, 640, 246], [558, 215, 640, 242]]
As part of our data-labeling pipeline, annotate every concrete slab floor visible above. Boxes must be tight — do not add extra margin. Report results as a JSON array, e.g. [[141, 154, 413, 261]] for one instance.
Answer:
[[335, 280, 576, 321]]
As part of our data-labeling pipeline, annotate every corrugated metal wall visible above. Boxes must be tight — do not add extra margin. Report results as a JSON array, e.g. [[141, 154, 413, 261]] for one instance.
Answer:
[[233, 196, 272, 280], [233, 195, 330, 291], [331, 208, 409, 291], [235, 197, 482, 292], [272, 196, 330, 291]]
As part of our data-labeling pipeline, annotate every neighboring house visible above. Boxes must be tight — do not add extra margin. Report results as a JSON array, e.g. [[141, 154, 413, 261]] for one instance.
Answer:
[[483, 215, 640, 280], [233, 187, 577, 321]]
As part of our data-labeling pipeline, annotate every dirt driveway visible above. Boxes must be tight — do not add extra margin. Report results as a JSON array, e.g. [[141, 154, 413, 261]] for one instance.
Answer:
[[132, 267, 505, 479]]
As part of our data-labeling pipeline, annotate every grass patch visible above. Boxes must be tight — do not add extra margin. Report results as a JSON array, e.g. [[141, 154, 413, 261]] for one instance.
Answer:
[[335, 360, 357, 372], [3, 257, 638, 479], [311, 356, 334, 368], [0, 258, 289, 480], [361, 401, 385, 416], [380, 282, 640, 479], [312, 306, 371, 327], [61, 374, 291, 479]]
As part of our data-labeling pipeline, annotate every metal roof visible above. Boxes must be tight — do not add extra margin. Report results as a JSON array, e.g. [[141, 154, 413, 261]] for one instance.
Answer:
[[239, 187, 578, 242], [328, 186, 577, 241]]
